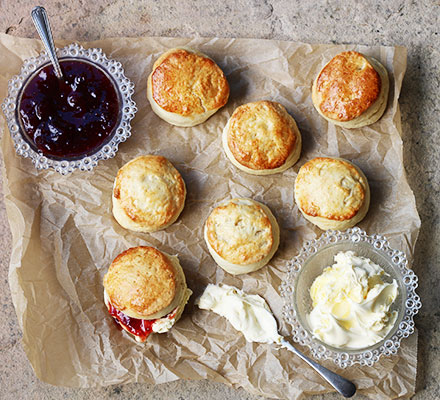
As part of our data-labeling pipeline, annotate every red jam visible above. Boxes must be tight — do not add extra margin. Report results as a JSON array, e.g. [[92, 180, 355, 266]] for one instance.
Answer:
[[107, 301, 156, 342], [19, 60, 120, 159]]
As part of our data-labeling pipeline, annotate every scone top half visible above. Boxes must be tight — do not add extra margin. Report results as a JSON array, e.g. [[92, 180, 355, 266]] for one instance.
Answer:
[[147, 47, 230, 127], [223, 101, 302, 175], [312, 51, 389, 128], [294, 157, 370, 230], [112, 155, 186, 233], [204, 198, 280, 275], [103, 246, 188, 320]]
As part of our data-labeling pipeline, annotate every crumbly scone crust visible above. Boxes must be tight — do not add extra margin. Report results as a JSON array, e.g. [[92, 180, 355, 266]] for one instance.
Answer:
[[295, 157, 367, 221], [151, 48, 229, 116], [314, 51, 381, 122], [226, 101, 297, 170], [205, 198, 274, 265], [103, 246, 176, 318], [113, 155, 185, 231]]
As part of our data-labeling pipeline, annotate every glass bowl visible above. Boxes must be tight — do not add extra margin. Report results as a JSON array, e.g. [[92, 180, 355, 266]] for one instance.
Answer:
[[280, 227, 421, 368], [1, 43, 137, 174]]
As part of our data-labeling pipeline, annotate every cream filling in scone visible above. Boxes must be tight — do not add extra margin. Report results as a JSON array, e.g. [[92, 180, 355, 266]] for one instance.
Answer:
[[104, 252, 192, 342], [204, 198, 280, 275], [104, 287, 192, 342], [147, 47, 229, 127], [312, 54, 389, 129], [222, 117, 302, 176]]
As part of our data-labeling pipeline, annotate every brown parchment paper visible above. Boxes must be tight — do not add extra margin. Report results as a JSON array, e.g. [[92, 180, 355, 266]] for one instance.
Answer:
[[0, 33, 420, 399]]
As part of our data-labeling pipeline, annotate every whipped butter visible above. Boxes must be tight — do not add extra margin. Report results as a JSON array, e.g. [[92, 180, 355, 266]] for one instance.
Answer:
[[196, 284, 282, 344], [307, 251, 398, 349]]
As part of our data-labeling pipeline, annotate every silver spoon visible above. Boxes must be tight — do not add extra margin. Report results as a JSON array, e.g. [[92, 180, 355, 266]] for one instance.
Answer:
[[196, 285, 356, 397], [280, 339, 356, 398], [31, 6, 63, 79]]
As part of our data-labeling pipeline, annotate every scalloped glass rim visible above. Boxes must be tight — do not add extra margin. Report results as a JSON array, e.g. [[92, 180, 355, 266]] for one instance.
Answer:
[[280, 227, 422, 368], [1, 43, 137, 174]]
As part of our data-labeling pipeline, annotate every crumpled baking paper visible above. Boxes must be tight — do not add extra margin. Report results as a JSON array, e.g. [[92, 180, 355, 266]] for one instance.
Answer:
[[0, 33, 420, 399]]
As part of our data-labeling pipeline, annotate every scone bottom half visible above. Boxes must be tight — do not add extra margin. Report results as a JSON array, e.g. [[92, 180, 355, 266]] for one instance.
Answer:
[[312, 51, 389, 128], [112, 155, 186, 233], [204, 198, 280, 275], [294, 157, 370, 230], [222, 100, 302, 175], [103, 246, 192, 342], [147, 47, 230, 127]]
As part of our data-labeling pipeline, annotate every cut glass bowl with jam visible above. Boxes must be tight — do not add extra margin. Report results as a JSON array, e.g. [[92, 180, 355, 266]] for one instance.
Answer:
[[2, 43, 137, 174]]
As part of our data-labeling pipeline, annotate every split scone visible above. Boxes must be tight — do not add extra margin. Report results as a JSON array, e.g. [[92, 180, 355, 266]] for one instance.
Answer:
[[312, 51, 389, 128], [147, 47, 229, 127], [204, 198, 280, 275], [294, 157, 370, 230], [222, 101, 302, 175], [112, 155, 186, 232], [103, 246, 192, 342]]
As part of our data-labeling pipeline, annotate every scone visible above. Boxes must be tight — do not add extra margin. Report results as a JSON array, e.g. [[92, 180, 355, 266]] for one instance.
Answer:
[[222, 101, 302, 175], [204, 198, 280, 275], [103, 246, 192, 342], [147, 47, 229, 127], [312, 51, 389, 128], [112, 155, 186, 232], [294, 157, 370, 230]]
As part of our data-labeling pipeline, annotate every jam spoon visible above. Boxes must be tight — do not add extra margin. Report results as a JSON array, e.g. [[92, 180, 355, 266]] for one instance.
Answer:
[[31, 6, 63, 79]]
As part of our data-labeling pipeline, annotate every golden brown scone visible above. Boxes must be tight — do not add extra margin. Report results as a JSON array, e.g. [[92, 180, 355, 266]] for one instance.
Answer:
[[103, 246, 192, 342], [104, 246, 176, 319], [222, 101, 302, 175], [112, 155, 186, 232], [312, 51, 389, 128], [204, 198, 280, 275], [103, 246, 189, 319], [147, 47, 229, 127], [294, 157, 370, 230]]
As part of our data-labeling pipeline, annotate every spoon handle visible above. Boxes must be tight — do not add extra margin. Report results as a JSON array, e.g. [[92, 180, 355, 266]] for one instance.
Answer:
[[31, 6, 63, 78], [280, 339, 356, 398]]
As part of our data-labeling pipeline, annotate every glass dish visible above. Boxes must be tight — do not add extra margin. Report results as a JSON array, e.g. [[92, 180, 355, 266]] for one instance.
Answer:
[[280, 227, 421, 368], [1, 43, 137, 174]]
